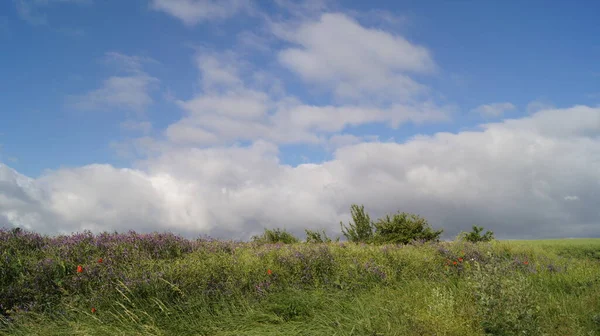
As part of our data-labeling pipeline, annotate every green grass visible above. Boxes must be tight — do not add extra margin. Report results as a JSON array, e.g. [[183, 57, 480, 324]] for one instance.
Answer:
[[2, 231, 600, 335], [505, 238, 600, 261]]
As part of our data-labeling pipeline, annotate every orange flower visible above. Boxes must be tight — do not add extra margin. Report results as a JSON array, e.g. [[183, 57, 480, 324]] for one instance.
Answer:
[[453, 261, 457, 265], [458, 257, 463, 262], [91, 307, 97, 314], [98, 258, 103, 263], [267, 269, 272, 275], [77, 265, 83, 273], [523, 261, 529, 265]]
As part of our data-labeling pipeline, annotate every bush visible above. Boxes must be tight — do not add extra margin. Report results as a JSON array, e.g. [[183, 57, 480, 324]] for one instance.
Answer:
[[251, 228, 299, 244], [469, 260, 541, 335], [340, 204, 374, 243], [340, 205, 442, 245], [305, 229, 338, 243], [461, 226, 494, 243], [373, 212, 443, 245]]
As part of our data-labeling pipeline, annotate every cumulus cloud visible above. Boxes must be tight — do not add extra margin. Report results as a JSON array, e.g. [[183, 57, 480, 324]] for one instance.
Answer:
[[472, 102, 516, 118], [2, 106, 600, 240], [150, 0, 252, 26], [155, 48, 450, 148], [276, 13, 435, 103]]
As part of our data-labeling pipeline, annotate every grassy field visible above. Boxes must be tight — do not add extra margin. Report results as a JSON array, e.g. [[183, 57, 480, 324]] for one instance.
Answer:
[[1, 229, 599, 335]]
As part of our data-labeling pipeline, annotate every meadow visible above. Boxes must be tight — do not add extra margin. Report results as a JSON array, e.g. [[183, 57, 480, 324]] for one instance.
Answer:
[[1, 227, 599, 336]]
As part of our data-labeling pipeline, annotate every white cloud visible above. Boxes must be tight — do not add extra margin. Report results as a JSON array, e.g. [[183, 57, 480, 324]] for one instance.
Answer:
[[564, 195, 579, 201], [150, 0, 251, 26], [66, 52, 159, 113], [324, 134, 379, 151], [276, 13, 435, 102], [67, 75, 158, 112], [527, 100, 555, 114], [472, 102, 516, 118], [156, 49, 450, 148], [163, 91, 450, 146], [3, 106, 600, 240]]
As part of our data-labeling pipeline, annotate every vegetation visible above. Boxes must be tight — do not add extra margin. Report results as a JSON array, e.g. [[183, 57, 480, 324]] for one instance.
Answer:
[[1, 206, 600, 335], [251, 228, 300, 244], [304, 229, 338, 243], [461, 225, 495, 243], [340, 204, 443, 245], [372, 212, 443, 245], [340, 204, 373, 243]]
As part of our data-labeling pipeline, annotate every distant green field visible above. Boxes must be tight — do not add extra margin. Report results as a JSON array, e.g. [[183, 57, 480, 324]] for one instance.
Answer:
[[2, 230, 600, 335], [504, 238, 600, 260]]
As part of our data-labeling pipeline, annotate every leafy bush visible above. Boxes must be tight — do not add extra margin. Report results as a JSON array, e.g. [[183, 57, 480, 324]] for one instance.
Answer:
[[305, 229, 338, 243], [373, 212, 443, 245], [469, 260, 541, 335], [340, 204, 374, 243], [252, 228, 299, 244], [461, 226, 495, 243], [340, 205, 442, 245]]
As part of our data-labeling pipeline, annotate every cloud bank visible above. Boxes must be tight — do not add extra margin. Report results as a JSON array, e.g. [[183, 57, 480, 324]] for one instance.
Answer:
[[2, 8, 599, 241], [2, 105, 600, 240]]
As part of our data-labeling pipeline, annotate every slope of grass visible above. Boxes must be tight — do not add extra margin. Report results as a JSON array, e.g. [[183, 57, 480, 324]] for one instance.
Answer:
[[506, 238, 600, 261], [1, 229, 600, 335]]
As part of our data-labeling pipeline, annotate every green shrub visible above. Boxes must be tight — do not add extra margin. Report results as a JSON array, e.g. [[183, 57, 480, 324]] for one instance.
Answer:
[[469, 260, 542, 335], [372, 212, 443, 245], [305, 229, 338, 243], [340, 204, 374, 243], [461, 226, 495, 243], [251, 228, 299, 244]]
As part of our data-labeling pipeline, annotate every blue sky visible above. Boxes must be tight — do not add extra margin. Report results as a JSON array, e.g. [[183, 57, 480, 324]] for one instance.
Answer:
[[0, 0, 599, 239]]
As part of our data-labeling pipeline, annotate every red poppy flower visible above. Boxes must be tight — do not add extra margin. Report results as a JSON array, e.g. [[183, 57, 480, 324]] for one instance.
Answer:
[[458, 258, 463, 262], [77, 265, 83, 273], [98, 258, 103, 263], [523, 261, 529, 265], [91, 307, 97, 313], [267, 269, 272, 275], [453, 261, 457, 265]]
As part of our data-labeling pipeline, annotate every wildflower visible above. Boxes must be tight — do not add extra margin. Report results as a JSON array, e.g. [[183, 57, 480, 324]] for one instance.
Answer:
[[523, 261, 529, 265], [458, 257, 463, 262], [453, 261, 457, 265], [98, 258, 103, 263], [77, 265, 83, 273], [267, 269, 272, 275], [91, 307, 96, 314]]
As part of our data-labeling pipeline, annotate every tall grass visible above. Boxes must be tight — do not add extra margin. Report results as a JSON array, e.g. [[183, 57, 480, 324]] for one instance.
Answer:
[[1, 228, 599, 335]]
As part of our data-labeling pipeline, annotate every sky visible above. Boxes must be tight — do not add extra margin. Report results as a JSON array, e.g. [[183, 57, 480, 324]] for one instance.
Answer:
[[0, 0, 599, 241]]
